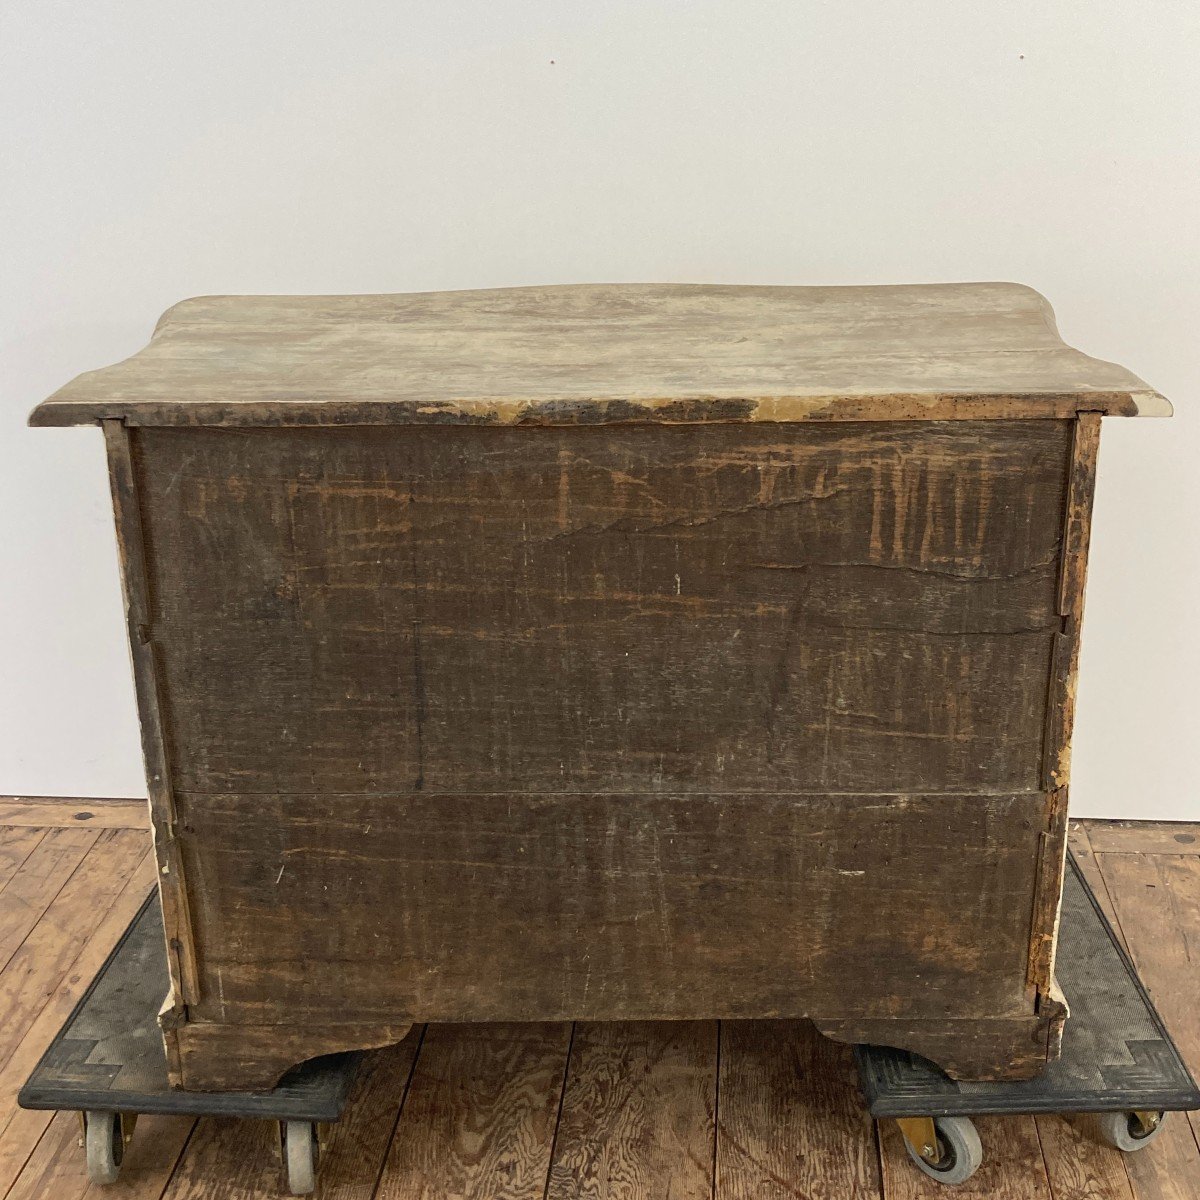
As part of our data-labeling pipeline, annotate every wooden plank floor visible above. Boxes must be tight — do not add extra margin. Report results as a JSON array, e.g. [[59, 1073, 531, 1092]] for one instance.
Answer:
[[0, 798, 1197, 1199]]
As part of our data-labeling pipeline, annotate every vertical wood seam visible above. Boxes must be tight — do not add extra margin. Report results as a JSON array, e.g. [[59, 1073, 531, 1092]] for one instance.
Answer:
[[1042, 412, 1101, 791], [102, 418, 201, 1013], [710, 1019, 722, 1200], [540, 1022, 577, 1200], [1028, 412, 1100, 1006], [1026, 786, 1071, 996]]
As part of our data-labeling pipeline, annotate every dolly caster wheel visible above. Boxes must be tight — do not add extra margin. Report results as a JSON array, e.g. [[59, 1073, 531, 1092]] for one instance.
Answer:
[[1096, 1110, 1167, 1152], [83, 1111, 126, 1185], [281, 1120, 319, 1195], [897, 1115, 983, 1185]]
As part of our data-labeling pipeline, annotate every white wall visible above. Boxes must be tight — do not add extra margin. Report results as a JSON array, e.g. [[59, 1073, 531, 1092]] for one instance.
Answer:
[[2, 2, 1197, 818]]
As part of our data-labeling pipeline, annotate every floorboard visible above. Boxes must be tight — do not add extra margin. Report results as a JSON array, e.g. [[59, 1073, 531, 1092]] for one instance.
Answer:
[[0, 831, 46, 897], [302, 1035, 424, 1200], [1069, 824, 1131, 952], [1093, 853, 1200, 1076], [1117, 1115, 1200, 1200], [374, 1022, 571, 1200], [545, 1020, 716, 1200], [0, 800, 147, 832], [0, 829, 98, 976], [1091, 848, 1200, 1195], [1034, 1113, 1135, 1200], [0, 830, 147, 1077], [715, 1020, 880, 1200], [1086, 823, 1200, 856]]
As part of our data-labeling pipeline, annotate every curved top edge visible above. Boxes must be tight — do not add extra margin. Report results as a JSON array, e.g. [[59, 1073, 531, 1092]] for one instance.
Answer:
[[29, 282, 1171, 427]]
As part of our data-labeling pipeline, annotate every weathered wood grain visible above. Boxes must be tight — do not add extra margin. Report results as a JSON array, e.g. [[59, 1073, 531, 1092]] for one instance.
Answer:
[[171, 1018, 414, 1093], [0, 797, 147, 830], [128, 406, 1085, 1086], [0, 827, 46, 894], [813, 1004, 1067, 1083], [1027, 788, 1071, 1001], [1033, 1113, 1136, 1200], [544, 1021, 716, 1200], [716, 1020, 880, 1200], [36, 287, 1146, 1090], [1044, 413, 1101, 791], [175, 791, 1043, 1029], [104, 421, 199, 1023], [136, 420, 1071, 797], [375, 1023, 571, 1200], [1086, 822, 1200, 855], [29, 284, 1169, 428], [0, 828, 98, 977]]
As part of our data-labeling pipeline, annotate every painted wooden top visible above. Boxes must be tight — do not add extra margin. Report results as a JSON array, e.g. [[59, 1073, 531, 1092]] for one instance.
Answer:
[[30, 282, 1169, 428]]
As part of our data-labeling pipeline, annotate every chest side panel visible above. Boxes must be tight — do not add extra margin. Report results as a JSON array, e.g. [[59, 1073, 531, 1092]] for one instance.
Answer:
[[133, 420, 1071, 796]]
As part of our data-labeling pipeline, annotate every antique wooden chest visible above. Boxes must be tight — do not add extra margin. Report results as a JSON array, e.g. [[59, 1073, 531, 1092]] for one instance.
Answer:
[[32, 283, 1169, 1091]]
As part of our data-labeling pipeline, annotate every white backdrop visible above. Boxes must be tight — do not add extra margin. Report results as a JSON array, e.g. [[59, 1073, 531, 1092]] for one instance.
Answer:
[[2, 2, 1197, 818]]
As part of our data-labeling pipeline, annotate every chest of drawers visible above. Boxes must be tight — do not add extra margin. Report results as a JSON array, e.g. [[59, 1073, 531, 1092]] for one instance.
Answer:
[[32, 283, 1168, 1090]]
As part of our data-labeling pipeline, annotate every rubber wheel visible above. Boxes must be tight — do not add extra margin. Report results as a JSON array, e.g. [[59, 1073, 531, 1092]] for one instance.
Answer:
[[84, 1111, 124, 1185], [903, 1116, 983, 1186], [284, 1120, 319, 1195], [1097, 1110, 1167, 1152]]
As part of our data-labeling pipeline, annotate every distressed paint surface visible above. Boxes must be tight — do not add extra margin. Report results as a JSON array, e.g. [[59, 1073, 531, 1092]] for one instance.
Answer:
[[29, 283, 1168, 427]]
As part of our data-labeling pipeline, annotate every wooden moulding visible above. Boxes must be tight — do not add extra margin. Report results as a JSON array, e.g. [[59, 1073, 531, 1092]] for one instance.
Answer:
[[102, 419, 200, 1045], [29, 392, 1158, 429], [166, 1016, 414, 1092], [814, 998, 1069, 1082], [1026, 787, 1071, 999]]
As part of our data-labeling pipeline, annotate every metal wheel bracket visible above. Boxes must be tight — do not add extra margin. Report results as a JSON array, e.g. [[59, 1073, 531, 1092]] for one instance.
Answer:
[[896, 1116, 940, 1163], [1131, 1110, 1161, 1137]]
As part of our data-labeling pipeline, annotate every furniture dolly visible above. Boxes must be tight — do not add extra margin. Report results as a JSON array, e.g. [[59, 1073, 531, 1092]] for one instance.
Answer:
[[20, 853, 1196, 1191]]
